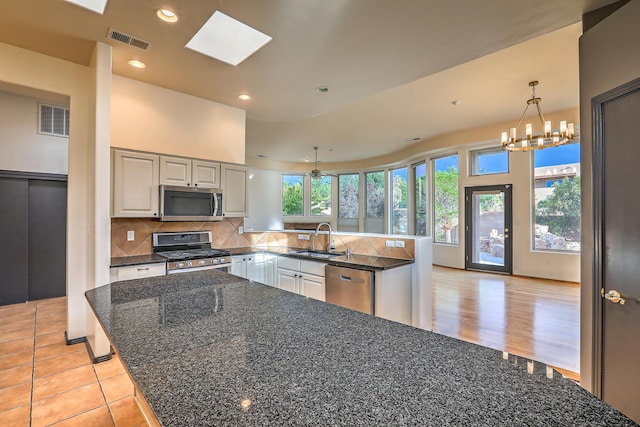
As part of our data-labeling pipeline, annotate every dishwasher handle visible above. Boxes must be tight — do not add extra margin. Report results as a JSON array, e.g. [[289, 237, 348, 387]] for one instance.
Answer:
[[340, 275, 352, 281]]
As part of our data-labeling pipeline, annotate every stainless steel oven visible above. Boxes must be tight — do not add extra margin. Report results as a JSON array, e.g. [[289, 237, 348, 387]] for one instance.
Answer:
[[153, 231, 231, 274]]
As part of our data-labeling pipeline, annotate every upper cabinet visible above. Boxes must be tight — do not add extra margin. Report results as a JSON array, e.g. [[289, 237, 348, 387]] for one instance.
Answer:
[[112, 148, 249, 219], [160, 156, 220, 188], [221, 164, 249, 217], [112, 150, 159, 218]]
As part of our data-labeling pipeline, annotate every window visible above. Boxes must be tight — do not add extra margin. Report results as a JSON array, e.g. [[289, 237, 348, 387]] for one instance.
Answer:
[[391, 167, 408, 234], [338, 174, 359, 218], [533, 142, 580, 252], [365, 171, 385, 233], [470, 147, 508, 175], [39, 103, 70, 137], [310, 176, 332, 216], [282, 175, 304, 216], [413, 162, 427, 236], [433, 155, 459, 244]]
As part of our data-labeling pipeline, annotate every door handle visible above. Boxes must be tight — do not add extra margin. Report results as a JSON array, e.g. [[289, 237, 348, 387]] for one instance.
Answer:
[[601, 288, 627, 305]]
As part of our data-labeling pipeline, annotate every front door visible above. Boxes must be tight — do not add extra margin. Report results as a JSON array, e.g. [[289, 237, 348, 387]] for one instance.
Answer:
[[594, 78, 640, 423], [464, 185, 512, 274]]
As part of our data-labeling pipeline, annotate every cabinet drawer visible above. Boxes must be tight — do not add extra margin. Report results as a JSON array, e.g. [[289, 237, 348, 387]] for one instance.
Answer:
[[110, 263, 166, 282], [299, 260, 326, 277], [277, 256, 300, 271]]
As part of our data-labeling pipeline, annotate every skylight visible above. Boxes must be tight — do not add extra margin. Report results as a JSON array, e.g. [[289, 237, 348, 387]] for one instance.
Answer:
[[64, 0, 108, 14], [186, 11, 272, 67]]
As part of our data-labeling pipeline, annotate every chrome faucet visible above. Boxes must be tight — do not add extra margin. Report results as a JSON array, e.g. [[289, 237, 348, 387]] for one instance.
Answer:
[[315, 222, 335, 252]]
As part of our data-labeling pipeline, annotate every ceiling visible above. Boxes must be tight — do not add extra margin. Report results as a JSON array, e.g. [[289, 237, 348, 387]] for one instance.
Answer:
[[0, 0, 618, 164]]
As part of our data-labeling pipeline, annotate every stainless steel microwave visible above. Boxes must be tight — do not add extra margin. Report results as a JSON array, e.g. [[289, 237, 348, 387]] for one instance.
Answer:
[[159, 185, 223, 221]]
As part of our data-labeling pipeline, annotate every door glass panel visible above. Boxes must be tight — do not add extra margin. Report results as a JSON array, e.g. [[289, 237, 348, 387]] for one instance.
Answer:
[[471, 190, 505, 266]]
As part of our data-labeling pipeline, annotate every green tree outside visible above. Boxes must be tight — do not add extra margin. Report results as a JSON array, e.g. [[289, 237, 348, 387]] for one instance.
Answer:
[[434, 166, 459, 243], [535, 176, 581, 239], [282, 176, 303, 215]]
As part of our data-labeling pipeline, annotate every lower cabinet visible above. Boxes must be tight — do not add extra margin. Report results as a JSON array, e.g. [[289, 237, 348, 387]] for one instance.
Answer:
[[276, 257, 326, 301], [375, 265, 412, 325], [109, 263, 166, 282], [230, 253, 278, 286]]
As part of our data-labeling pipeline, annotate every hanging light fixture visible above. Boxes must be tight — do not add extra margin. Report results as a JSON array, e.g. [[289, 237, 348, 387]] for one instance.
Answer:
[[501, 81, 575, 151]]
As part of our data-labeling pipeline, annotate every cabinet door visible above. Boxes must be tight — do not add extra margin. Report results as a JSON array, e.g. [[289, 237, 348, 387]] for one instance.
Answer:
[[246, 255, 266, 284], [192, 160, 220, 188], [230, 256, 246, 278], [160, 156, 192, 187], [277, 269, 298, 293], [300, 273, 325, 301], [112, 150, 159, 217], [221, 164, 249, 217], [264, 257, 278, 287], [110, 263, 166, 282]]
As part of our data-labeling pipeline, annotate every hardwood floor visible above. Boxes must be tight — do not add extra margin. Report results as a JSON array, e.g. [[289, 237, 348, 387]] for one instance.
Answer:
[[432, 266, 580, 377], [0, 267, 580, 425]]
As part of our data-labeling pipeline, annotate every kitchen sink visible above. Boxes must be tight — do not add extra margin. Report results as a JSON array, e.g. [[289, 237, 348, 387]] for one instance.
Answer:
[[292, 250, 346, 259]]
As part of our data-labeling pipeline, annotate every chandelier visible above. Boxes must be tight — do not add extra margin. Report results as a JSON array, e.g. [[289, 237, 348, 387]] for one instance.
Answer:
[[501, 81, 575, 151]]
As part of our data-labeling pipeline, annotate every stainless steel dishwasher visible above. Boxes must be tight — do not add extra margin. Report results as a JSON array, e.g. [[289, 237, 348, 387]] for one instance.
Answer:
[[325, 265, 374, 315]]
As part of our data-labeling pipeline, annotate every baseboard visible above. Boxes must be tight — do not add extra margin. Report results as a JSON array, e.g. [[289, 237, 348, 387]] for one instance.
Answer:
[[65, 331, 86, 345], [85, 339, 113, 364]]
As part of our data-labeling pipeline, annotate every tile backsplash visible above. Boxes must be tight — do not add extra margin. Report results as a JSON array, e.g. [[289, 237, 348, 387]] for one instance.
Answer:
[[111, 218, 414, 260]]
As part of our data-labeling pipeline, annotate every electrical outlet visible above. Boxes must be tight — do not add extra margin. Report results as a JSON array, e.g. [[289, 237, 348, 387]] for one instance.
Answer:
[[395, 240, 405, 248], [385, 240, 396, 247], [298, 234, 310, 240], [238, 226, 244, 235], [127, 230, 135, 241]]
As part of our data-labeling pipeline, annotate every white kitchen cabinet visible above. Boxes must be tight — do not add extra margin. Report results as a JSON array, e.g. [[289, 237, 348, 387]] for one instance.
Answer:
[[230, 254, 265, 284], [160, 156, 220, 188], [276, 257, 326, 301], [109, 263, 166, 282], [375, 265, 412, 325], [112, 150, 160, 218], [221, 164, 249, 217]]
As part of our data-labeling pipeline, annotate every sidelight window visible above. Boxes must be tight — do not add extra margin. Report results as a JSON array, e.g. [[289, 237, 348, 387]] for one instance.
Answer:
[[433, 154, 459, 244]]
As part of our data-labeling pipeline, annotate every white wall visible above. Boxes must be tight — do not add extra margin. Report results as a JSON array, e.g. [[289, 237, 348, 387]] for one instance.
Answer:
[[579, 0, 640, 393], [0, 90, 69, 174], [244, 168, 284, 231], [111, 75, 246, 164]]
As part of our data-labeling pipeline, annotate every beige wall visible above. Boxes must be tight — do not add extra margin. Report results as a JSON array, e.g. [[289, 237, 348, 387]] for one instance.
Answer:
[[0, 41, 98, 342], [0, 90, 69, 174], [111, 75, 246, 164], [579, 0, 640, 393]]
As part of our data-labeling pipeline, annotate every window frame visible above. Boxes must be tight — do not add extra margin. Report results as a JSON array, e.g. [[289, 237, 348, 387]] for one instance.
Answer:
[[469, 146, 509, 176], [281, 174, 305, 217], [432, 153, 460, 245]]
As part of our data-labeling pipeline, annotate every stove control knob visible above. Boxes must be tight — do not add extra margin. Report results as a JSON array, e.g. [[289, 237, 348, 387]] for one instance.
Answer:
[[177, 262, 185, 269], [219, 257, 226, 263], [187, 261, 193, 267], [198, 259, 206, 266]]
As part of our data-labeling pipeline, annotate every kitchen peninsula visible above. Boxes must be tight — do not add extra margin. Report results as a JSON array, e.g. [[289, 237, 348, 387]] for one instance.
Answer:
[[86, 270, 635, 426]]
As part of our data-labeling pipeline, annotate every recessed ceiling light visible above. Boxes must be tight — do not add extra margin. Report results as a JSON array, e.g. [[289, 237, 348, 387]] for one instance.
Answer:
[[316, 86, 329, 93], [186, 11, 272, 66], [128, 59, 146, 69], [157, 9, 178, 23], [451, 100, 460, 106], [64, 0, 108, 14], [238, 94, 251, 100]]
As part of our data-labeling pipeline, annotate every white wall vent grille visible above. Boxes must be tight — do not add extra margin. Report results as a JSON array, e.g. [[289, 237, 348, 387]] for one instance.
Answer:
[[107, 29, 152, 51], [39, 104, 70, 137]]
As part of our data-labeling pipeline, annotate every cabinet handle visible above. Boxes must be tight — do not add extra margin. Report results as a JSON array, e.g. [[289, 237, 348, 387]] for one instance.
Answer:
[[194, 183, 198, 187], [137, 267, 149, 272]]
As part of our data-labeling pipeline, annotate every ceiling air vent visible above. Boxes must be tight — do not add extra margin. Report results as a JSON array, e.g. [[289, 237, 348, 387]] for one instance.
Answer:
[[107, 29, 152, 51]]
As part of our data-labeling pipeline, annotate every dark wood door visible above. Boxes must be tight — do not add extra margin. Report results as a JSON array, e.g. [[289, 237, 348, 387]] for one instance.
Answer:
[[594, 79, 640, 423], [28, 179, 67, 300], [0, 178, 29, 305]]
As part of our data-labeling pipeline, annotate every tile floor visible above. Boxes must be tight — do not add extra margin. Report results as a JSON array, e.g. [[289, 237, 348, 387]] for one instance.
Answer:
[[0, 297, 147, 427]]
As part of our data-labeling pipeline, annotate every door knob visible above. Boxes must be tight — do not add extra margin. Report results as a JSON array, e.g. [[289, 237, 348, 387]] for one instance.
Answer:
[[601, 289, 627, 305]]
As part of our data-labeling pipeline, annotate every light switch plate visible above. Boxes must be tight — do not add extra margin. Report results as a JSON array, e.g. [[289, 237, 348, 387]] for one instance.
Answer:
[[238, 226, 244, 235], [385, 240, 396, 247], [395, 240, 405, 248], [298, 234, 310, 240], [127, 230, 135, 241]]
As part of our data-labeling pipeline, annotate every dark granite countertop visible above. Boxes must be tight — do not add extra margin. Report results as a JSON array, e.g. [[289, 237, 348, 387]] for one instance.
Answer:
[[85, 270, 636, 427], [228, 246, 413, 271], [110, 254, 166, 267]]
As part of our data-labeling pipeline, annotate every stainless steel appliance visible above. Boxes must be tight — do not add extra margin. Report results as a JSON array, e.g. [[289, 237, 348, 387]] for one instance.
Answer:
[[153, 231, 230, 274], [325, 265, 374, 315], [159, 185, 223, 221]]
